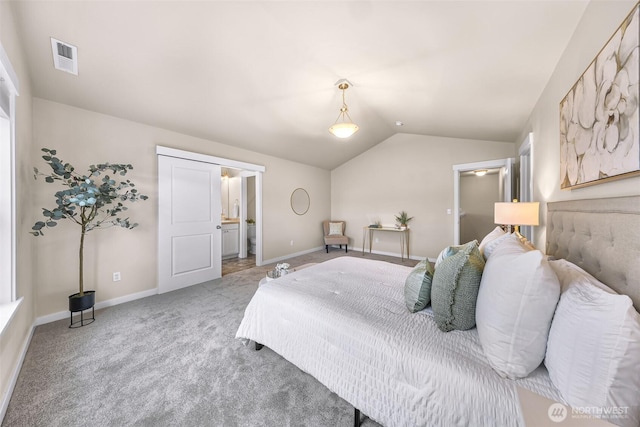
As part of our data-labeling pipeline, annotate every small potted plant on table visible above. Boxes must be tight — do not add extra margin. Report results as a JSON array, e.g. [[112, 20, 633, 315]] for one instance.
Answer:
[[31, 148, 148, 327], [395, 211, 414, 229]]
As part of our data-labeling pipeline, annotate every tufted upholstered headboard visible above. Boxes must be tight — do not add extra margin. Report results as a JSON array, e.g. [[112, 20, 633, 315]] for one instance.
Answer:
[[546, 195, 640, 312]]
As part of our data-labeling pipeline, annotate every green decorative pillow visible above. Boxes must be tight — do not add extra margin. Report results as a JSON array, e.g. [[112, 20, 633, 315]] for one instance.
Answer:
[[404, 260, 435, 313], [431, 240, 485, 332]]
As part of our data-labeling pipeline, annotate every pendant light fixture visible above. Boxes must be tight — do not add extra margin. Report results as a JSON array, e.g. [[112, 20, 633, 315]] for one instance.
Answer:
[[329, 80, 359, 138]]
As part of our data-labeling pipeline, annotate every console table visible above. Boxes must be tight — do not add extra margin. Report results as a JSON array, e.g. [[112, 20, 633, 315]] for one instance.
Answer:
[[362, 226, 410, 261]]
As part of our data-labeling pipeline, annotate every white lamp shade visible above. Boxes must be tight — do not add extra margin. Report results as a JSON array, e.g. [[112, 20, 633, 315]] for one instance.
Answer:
[[494, 202, 540, 226], [329, 122, 359, 138]]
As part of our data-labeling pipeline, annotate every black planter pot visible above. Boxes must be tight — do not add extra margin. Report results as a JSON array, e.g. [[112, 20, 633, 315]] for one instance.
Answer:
[[68, 290, 95, 328], [69, 290, 95, 311]]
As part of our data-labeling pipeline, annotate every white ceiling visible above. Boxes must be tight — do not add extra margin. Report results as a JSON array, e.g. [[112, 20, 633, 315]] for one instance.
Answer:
[[11, 1, 589, 170]]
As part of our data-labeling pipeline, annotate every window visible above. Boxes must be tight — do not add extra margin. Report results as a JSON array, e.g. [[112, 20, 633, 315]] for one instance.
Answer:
[[0, 112, 13, 304], [0, 41, 20, 331]]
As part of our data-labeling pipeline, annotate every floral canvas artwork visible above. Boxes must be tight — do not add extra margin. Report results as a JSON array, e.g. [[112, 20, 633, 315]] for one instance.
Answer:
[[560, 5, 639, 189]]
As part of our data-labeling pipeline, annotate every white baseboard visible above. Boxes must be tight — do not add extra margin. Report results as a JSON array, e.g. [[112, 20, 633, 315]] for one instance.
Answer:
[[351, 246, 426, 262], [262, 246, 324, 265], [0, 320, 34, 424], [263, 245, 428, 264], [34, 288, 158, 326]]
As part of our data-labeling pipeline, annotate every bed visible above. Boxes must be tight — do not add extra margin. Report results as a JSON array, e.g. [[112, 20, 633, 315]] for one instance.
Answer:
[[236, 196, 640, 427]]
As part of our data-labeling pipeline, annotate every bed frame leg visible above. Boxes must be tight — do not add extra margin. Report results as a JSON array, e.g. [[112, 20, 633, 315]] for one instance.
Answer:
[[255, 342, 263, 351], [354, 408, 362, 427]]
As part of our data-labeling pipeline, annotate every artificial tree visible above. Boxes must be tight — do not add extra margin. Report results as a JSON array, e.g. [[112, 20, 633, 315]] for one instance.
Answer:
[[31, 148, 148, 313]]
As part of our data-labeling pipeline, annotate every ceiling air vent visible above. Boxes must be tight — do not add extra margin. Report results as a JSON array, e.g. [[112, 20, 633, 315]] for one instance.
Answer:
[[50, 38, 78, 75]]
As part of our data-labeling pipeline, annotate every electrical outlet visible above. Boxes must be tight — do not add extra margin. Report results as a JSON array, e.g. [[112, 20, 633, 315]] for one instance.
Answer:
[[447, 208, 452, 215], [375, 238, 379, 243], [113, 272, 121, 282], [290, 240, 294, 246]]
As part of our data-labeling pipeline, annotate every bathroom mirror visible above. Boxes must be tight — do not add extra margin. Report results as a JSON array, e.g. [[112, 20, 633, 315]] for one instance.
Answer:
[[291, 188, 310, 215]]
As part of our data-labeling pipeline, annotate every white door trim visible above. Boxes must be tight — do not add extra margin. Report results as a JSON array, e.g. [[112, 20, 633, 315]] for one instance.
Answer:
[[518, 132, 534, 242], [156, 146, 266, 172], [519, 132, 533, 201]]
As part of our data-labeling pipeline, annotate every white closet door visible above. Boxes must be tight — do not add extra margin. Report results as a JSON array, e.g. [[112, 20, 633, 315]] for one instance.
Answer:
[[158, 155, 221, 294]]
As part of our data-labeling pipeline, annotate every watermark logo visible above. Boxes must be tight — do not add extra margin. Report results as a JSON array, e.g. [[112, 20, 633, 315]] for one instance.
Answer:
[[547, 403, 631, 422], [572, 406, 629, 420], [548, 403, 568, 423]]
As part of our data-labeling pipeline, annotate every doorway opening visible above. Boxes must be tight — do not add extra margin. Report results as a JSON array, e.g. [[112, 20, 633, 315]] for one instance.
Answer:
[[452, 158, 514, 245], [156, 146, 264, 294], [221, 168, 258, 276], [459, 169, 501, 245]]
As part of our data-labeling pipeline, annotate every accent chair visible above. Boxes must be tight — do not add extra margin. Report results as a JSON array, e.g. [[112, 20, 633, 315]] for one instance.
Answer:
[[323, 220, 349, 253]]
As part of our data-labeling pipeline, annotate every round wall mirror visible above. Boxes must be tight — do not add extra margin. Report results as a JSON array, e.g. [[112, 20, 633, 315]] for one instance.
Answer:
[[291, 188, 310, 215]]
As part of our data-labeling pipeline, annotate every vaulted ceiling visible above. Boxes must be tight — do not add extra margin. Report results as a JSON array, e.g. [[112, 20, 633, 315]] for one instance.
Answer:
[[11, 1, 589, 169]]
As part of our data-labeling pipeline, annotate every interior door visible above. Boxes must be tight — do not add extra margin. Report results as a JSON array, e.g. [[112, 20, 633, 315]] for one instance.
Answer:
[[158, 155, 221, 293]]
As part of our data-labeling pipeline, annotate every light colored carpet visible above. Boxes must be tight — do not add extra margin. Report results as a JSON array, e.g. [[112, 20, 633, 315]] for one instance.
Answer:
[[2, 250, 417, 427]]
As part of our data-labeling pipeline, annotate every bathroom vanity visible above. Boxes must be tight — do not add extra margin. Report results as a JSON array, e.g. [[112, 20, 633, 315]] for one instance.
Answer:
[[221, 220, 239, 258]]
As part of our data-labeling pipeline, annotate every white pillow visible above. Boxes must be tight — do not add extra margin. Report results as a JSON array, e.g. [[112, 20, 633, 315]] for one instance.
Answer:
[[549, 258, 608, 293], [475, 235, 561, 379], [478, 226, 506, 258], [481, 232, 511, 260], [328, 222, 343, 235], [546, 260, 640, 427]]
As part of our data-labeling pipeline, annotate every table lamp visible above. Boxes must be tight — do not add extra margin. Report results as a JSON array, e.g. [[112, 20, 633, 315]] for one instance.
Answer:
[[494, 201, 539, 234]]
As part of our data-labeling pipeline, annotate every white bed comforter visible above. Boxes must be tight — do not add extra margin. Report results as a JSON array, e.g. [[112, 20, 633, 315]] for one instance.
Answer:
[[236, 257, 562, 426]]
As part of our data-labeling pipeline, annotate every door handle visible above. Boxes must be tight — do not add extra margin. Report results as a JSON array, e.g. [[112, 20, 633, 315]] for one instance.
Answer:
[[216, 225, 222, 229]]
